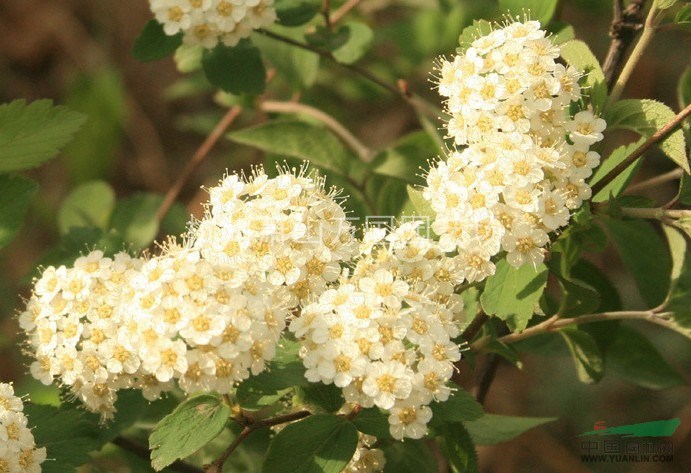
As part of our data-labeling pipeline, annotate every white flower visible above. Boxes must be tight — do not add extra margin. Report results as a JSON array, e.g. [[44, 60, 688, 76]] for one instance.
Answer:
[[388, 401, 433, 440], [362, 362, 413, 410]]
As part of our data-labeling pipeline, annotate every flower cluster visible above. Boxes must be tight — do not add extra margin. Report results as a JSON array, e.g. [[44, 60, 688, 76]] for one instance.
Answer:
[[344, 433, 386, 473], [21, 167, 354, 418], [291, 222, 466, 440], [0, 383, 46, 473], [426, 20, 606, 280], [149, 0, 277, 49], [191, 166, 358, 305]]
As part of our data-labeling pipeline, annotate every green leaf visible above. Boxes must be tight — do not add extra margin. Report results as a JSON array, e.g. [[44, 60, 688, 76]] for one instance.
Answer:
[[371, 131, 438, 185], [275, 0, 321, 26], [296, 383, 345, 413], [676, 3, 691, 29], [24, 403, 101, 473], [559, 40, 607, 112], [351, 407, 392, 438], [228, 119, 352, 175], [679, 173, 691, 206], [654, 0, 679, 9], [132, 20, 183, 62], [463, 414, 557, 445], [605, 99, 689, 173], [236, 339, 309, 410], [498, 0, 558, 25], [0, 174, 38, 248], [664, 225, 687, 297], [406, 185, 435, 220], [262, 414, 359, 473], [383, 440, 436, 473], [331, 22, 374, 64], [149, 393, 231, 471], [668, 257, 691, 336], [64, 69, 126, 182], [439, 423, 478, 473], [590, 138, 647, 202], [480, 258, 549, 332], [97, 389, 149, 444], [558, 326, 604, 383], [431, 389, 483, 424], [110, 193, 163, 250], [174, 44, 204, 73], [457, 20, 493, 50], [606, 326, 686, 389], [202, 40, 266, 95], [547, 20, 575, 44], [602, 217, 672, 307], [679, 65, 691, 109], [57, 180, 116, 234], [0, 99, 86, 172], [484, 339, 524, 369], [253, 27, 320, 90]]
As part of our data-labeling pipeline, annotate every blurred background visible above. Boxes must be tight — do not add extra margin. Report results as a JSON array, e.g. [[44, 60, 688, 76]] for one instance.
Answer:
[[1, 0, 690, 471]]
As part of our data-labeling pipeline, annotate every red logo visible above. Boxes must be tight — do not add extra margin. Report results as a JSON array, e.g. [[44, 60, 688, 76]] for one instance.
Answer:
[[594, 420, 607, 431]]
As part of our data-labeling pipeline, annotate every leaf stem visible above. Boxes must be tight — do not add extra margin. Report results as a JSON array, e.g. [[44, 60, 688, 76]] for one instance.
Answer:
[[617, 206, 691, 220], [590, 102, 691, 197], [260, 100, 375, 162], [625, 167, 683, 193], [155, 105, 243, 222], [602, 0, 648, 88], [607, 2, 660, 107], [472, 310, 675, 350], [331, 0, 362, 24], [205, 410, 311, 473]]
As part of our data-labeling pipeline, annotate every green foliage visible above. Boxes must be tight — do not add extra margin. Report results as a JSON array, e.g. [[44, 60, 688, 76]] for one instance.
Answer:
[[405, 185, 435, 220], [351, 407, 392, 438], [498, 0, 558, 25], [481, 258, 549, 332], [676, 3, 691, 29], [371, 131, 438, 185], [110, 193, 164, 250], [296, 384, 345, 413], [25, 403, 102, 473], [590, 138, 647, 202], [57, 181, 116, 234], [559, 40, 607, 112], [331, 22, 374, 64], [431, 389, 484, 424], [457, 19, 492, 49], [262, 414, 359, 473], [679, 65, 691, 109], [606, 326, 685, 389], [654, 0, 680, 9], [438, 423, 478, 473], [463, 414, 556, 445], [558, 326, 604, 384], [602, 217, 672, 307], [0, 99, 86, 173], [0, 174, 38, 249], [64, 69, 127, 183], [228, 119, 353, 175], [605, 99, 689, 173], [275, 0, 321, 26], [254, 26, 320, 90], [382, 440, 436, 473], [202, 40, 267, 95], [132, 20, 183, 62], [149, 393, 231, 471]]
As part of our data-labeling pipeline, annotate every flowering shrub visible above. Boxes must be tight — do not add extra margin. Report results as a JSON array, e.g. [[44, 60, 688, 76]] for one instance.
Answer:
[[2, 0, 691, 472]]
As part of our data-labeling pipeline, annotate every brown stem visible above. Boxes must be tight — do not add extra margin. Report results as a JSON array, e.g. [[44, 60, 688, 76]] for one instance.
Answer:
[[591, 102, 691, 197], [322, 0, 332, 30], [625, 167, 683, 194], [331, 0, 362, 24], [461, 311, 489, 343], [473, 354, 500, 405], [112, 436, 203, 473], [155, 105, 243, 222], [602, 0, 648, 89], [205, 410, 311, 473]]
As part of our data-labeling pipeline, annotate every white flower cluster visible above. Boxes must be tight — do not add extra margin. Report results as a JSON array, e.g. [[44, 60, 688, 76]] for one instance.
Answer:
[[150, 0, 277, 48], [21, 168, 354, 418], [192, 167, 358, 305], [344, 433, 385, 473], [0, 383, 46, 473], [426, 20, 606, 279], [291, 222, 466, 440]]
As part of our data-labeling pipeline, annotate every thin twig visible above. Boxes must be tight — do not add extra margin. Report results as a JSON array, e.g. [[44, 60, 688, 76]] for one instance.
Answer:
[[331, 0, 362, 24], [461, 311, 489, 343], [617, 207, 691, 220], [474, 354, 500, 405], [602, 0, 648, 89], [112, 436, 203, 473], [473, 310, 674, 349], [607, 2, 661, 107], [591, 103, 691, 197], [322, 0, 332, 30], [626, 167, 684, 194], [260, 100, 375, 162], [155, 105, 243, 222], [205, 410, 311, 473]]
